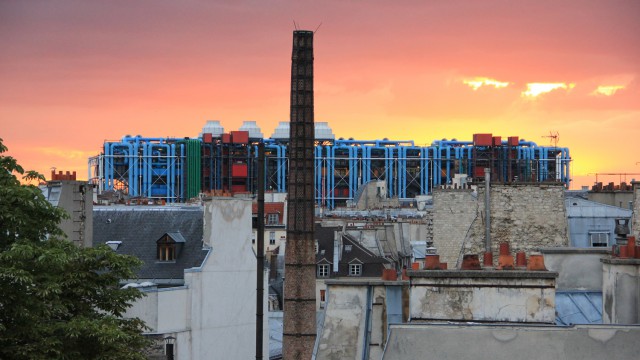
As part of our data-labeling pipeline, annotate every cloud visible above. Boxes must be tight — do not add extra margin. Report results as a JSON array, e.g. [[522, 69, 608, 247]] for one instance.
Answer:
[[462, 77, 510, 91], [591, 85, 625, 96], [521, 83, 575, 98], [35, 147, 95, 160]]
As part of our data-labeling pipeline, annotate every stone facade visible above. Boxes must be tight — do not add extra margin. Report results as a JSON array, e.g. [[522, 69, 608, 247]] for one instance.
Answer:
[[632, 181, 640, 237], [433, 184, 569, 268], [432, 188, 479, 267]]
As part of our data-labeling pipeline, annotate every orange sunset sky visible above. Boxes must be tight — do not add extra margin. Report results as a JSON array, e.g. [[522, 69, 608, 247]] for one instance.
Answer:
[[1, 0, 639, 189]]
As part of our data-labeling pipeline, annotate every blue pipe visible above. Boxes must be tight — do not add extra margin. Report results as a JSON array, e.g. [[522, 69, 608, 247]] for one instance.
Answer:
[[170, 144, 176, 202], [431, 140, 473, 147], [315, 145, 323, 205]]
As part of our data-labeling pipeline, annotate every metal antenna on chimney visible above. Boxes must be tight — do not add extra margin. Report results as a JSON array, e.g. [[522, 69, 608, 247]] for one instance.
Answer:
[[292, 20, 299, 30], [314, 22, 323, 33]]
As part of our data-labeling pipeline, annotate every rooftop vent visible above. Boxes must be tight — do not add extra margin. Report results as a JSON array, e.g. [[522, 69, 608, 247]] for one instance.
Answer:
[[239, 121, 264, 139], [271, 121, 335, 140], [270, 122, 290, 140], [201, 120, 224, 137], [315, 122, 335, 140]]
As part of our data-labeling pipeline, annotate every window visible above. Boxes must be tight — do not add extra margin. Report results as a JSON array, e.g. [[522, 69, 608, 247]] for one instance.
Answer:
[[158, 243, 176, 261], [267, 213, 279, 225], [319, 289, 326, 308], [317, 264, 329, 278], [349, 263, 362, 276], [269, 232, 276, 245], [315, 240, 319, 254], [156, 232, 184, 262], [590, 232, 609, 247]]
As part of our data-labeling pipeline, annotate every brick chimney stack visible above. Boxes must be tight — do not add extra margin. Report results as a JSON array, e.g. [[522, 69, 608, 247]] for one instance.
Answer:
[[283, 30, 316, 359]]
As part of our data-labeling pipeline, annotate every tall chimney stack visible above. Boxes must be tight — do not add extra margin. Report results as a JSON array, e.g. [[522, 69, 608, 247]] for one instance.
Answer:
[[283, 30, 316, 359]]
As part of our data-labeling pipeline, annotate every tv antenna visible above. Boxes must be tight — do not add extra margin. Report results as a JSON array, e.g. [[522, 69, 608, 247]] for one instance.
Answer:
[[542, 131, 559, 147]]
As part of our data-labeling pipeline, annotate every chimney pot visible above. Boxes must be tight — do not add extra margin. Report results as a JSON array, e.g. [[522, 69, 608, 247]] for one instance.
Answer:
[[424, 255, 441, 270], [527, 254, 547, 271], [515, 251, 527, 269], [498, 254, 515, 270], [499, 242, 510, 256], [483, 252, 493, 268], [382, 268, 398, 281], [461, 254, 481, 270]]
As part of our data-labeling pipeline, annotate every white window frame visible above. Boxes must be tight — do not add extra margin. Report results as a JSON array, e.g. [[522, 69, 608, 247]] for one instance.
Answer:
[[269, 231, 276, 245], [349, 263, 362, 276], [317, 264, 329, 278], [267, 213, 279, 225], [589, 231, 609, 247]]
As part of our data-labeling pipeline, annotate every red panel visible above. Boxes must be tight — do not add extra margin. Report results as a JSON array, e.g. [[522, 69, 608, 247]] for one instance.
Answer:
[[492, 136, 502, 146], [473, 133, 492, 146], [222, 133, 231, 144], [473, 167, 486, 178], [203, 133, 213, 143], [232, 164, 248, 177], [231, 131, 249, 144], [508, 136, 519, 146]]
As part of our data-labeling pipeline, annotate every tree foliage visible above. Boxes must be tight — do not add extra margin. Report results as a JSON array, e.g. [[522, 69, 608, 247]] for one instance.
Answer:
[[0, 138, 149, 359]]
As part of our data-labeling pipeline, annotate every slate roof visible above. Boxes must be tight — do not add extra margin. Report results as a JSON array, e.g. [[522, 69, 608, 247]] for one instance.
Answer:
[[93, 206, 207, 283], [555, 291, 602, 325], [565, 197, 632, 218], [316, 224, 391, 278]]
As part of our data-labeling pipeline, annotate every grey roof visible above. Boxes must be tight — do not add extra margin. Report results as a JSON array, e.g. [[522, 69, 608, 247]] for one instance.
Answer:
[[555, 291, 602, 325], [93, 206, 207, 282], [565, 198, 632, 218], [165, 232, 186, 243], [316, 224, 391, 278]]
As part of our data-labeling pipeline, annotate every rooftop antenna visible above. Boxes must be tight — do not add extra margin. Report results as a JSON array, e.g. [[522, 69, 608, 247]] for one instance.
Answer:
[[292, 20, 299, 30], [314, 22, 323, 33], [542, 131, 559, 147]]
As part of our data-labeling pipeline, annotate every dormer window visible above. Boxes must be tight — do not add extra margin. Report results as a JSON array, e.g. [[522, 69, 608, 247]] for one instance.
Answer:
[[348, 258, 363, 276], [267, 213, 279, 225], [156, 232, 186, 262], [349, 263, 362, 276]]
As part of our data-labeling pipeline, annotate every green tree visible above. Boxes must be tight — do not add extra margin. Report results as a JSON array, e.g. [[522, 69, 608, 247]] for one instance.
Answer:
[[0, 138, 149, 359]]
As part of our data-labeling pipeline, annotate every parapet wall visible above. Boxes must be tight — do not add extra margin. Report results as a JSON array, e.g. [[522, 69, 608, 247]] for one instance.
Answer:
[[409, 270, 557, 323]]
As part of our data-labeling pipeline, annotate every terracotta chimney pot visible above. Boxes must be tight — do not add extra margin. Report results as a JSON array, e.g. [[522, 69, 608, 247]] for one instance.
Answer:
[[527, 254, 547, 271]]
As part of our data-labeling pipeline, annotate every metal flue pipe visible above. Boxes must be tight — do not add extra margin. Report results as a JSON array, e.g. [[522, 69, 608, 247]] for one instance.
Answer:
[[484, 168, 491, 253]]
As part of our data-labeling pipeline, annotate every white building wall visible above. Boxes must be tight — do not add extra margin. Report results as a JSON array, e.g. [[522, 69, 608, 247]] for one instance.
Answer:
[[125, 198, 268, 359], [156, 287, 189, 332], [187, 197, 261, 359]]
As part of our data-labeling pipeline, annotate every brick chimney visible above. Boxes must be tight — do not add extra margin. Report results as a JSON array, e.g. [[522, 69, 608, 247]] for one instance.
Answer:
[[283, 30, 316, 359]]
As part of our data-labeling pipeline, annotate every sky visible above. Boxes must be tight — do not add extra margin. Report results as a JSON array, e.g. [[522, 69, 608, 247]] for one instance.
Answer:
[[1, 0, 639, 189]]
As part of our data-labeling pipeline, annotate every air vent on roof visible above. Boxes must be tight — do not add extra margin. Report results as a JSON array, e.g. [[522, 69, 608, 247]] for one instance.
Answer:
[[345, 245, 352, 252], [239, 121, 264, 139]]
